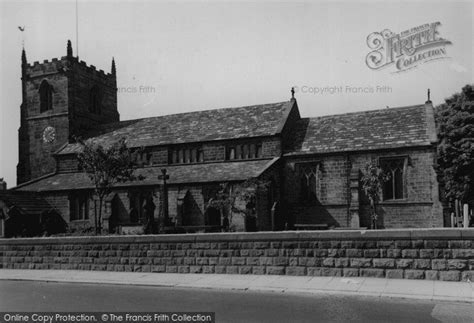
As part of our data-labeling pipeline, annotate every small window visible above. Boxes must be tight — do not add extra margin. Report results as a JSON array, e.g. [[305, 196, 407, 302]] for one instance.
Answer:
[[226, 142, 263, 160], [70, 193, 89, 221], [249, 144, 256, 159], [235, 145, 241, 159], [172, 150, 178, 164], [89, 86, 101, 114], [170, 146, 204, 164], [380, 158, 406, 200], [198, 148, 204, 162], [256, 144, 263, 158], [242, 144, 249, 159], [133, 149, 151, 166], [227, 147, 236, 160], [184, 149, 191, 163], [39, 80, 53, 112], [142, 151, 151, 166]]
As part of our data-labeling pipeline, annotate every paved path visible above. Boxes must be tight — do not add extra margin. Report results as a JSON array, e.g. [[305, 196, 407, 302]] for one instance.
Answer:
[[1, 269, 473, 303]]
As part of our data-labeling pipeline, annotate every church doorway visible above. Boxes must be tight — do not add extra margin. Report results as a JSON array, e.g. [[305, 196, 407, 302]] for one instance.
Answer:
[[109, 194, 121, 233], [207, 207, 221, 227]]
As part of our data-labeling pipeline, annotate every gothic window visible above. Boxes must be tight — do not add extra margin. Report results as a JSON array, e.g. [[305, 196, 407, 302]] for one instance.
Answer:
[[380, 157, 406, 200], [69, 193, 89, 221], [89, 86, 101, 114], [39, 80, 53, 112], [299, 163, 320, 203]]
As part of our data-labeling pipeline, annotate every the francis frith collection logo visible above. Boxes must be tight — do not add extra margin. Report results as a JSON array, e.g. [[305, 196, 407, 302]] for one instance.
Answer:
[[365, 22, 452, 73]]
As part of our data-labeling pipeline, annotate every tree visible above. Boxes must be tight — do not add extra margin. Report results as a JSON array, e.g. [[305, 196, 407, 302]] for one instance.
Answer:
[[206, 183, 233, 231], [361, 161, 390, 229], [232, 178, 270, 232], [77, 138, 143, 234], [205, 178, 270, 232], [436, 84, 474, 204]]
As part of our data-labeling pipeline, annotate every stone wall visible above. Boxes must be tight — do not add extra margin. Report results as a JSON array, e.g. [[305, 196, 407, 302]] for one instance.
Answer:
[[202, 143, 226, 162], [1, 229, 473, 281], [261, 138, 281, 158], [149, 148, 168, 165]]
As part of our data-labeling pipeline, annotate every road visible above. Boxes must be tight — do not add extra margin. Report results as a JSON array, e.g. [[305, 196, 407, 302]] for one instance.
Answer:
[[0, 280, 472, 323]]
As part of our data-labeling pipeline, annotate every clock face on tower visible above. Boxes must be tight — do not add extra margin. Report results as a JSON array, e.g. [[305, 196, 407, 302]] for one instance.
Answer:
[[42, 126, 56, 143]]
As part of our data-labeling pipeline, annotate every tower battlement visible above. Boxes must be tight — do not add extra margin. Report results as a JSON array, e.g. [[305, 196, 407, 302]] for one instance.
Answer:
[[17, 40, 119, 184], [76, 59, 114, 78], [26, 57, 114, 79]]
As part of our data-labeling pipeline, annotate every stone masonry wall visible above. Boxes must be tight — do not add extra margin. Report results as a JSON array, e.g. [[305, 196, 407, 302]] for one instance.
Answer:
[[1, 229, 473, 282], [262, 138, 281, 158], [56, 156, 79, 173]]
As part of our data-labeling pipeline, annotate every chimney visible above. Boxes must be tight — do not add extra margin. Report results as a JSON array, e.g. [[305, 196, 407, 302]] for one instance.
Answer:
[[0, 178, 6, 190]]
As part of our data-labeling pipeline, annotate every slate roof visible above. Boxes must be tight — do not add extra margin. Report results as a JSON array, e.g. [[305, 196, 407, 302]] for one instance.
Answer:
[[0, 191, 55, 216], [57, 101, 294, 155], [14, 159, 279, 192], [286, 104, 436, 155]]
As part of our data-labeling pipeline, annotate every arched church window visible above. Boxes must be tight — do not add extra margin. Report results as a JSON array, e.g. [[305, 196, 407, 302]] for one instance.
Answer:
[[299, 163, 320, 204], [89, 86, 101, 114], [39, 80, 53, 112], [380, 157, 406, 200]]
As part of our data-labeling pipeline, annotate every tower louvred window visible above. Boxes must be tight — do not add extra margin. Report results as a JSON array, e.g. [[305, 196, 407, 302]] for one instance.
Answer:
[[89, 86, 101, 114], [39, 80, 53, 112]]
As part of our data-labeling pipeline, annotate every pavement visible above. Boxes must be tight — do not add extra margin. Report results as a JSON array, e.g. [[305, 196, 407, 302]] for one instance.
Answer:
[[0, 269, 473, 303]]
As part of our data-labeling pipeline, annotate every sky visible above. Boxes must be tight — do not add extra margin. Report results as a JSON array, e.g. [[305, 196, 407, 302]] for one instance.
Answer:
[[0, 0, 473, 186]]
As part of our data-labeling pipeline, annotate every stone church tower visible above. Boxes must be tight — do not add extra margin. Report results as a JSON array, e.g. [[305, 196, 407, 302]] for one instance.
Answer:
[[17, 40, 119, 184]]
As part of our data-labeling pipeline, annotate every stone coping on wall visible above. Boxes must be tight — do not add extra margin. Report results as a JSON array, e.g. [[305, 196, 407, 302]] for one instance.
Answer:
[[1, 228, 474, 245]]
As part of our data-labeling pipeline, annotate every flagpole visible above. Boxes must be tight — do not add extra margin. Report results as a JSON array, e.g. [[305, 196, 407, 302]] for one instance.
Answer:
[[76, 0, 79, 58]]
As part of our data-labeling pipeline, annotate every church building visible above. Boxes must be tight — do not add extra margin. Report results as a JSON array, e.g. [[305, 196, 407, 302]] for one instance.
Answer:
[[7, 41, 445, 234]]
